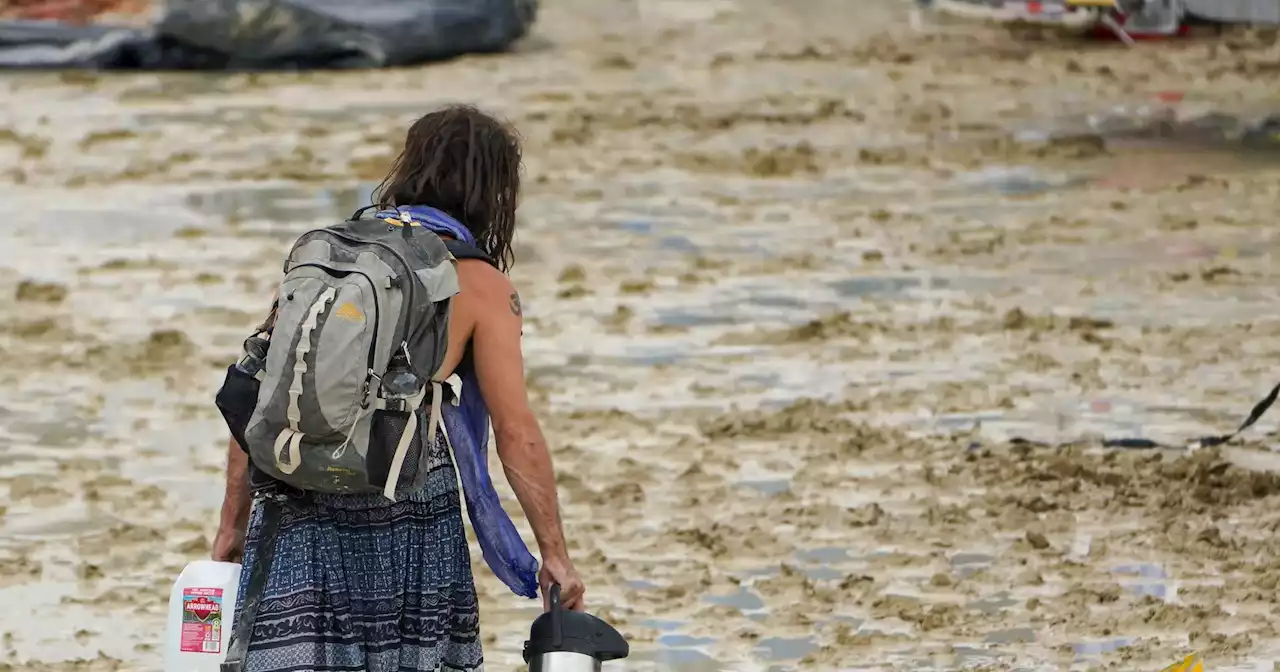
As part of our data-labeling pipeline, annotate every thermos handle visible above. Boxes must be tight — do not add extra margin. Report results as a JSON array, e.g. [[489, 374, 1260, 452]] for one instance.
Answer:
[[549, 582, 563, 648]]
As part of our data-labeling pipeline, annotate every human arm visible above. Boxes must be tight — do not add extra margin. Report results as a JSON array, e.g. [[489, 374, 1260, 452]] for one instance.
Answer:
[[211, 294, 276, 562], [468, 269, 584, 610], [212, 438, 251, 562]]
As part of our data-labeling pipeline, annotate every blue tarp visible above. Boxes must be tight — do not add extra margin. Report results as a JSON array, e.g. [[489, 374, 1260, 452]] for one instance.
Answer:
[[0, 0, 536, 69]]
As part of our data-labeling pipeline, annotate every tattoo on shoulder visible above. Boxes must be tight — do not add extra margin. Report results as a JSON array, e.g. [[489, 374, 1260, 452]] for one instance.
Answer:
[[509, 291, 523, 317]]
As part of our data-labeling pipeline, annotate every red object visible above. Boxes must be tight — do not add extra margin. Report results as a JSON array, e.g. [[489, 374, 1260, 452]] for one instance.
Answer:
[[1088, 12, 1193, 40], [0, 0, 149, 23], [1154, 91, 1186, 103], [1027, 1, 1044, 14]]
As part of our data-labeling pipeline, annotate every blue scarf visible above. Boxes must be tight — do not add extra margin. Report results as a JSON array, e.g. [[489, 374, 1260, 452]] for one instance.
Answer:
[[376, 205, 540, 599]]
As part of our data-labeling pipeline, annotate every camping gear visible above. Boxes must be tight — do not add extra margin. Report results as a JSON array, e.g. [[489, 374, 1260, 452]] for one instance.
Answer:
[[164, 560, 241, 672], [523, 584, 630, 672], [920, 0, 1280, 40], [0, 0, 536, 69]]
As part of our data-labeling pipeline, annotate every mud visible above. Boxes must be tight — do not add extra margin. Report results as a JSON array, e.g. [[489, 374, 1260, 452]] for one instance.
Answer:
[[3, 0, 1280, 669]]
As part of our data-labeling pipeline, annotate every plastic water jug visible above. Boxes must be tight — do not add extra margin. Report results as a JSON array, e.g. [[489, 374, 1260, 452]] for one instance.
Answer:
[[164, 560, 242, 672]]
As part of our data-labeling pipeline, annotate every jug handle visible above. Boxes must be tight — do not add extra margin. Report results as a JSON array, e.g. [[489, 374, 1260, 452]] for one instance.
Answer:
[[549, 582, 563, 648]]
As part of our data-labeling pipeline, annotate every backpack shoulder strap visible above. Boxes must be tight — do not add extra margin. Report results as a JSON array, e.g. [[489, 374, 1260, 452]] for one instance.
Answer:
[[444, 239, 497, 267]]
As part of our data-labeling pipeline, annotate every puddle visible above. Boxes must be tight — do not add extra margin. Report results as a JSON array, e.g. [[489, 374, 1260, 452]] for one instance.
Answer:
[[653, 307, 739, 328], [641, 647, 722, 670], [969, 592, 1019, 614], [984, 628, 1037, 645], [949, 551, 996, 578], [638, 619, 686, 632], [803, 567, 845, 581], [182, 182, 372, 226], [1074, 637, 1137, 657], [948, 165, 1087, 196], [1114, 563, 1177, 602], [953, 645, 1000, 667], [660, 634, 718, 648], [831, 275, 949, 298], [6, 2, 1280, 671], [703, 586, 766, 612], [754, 637, 817, 661], [735, 479, 790, 495], [796, 547, 850, 564]]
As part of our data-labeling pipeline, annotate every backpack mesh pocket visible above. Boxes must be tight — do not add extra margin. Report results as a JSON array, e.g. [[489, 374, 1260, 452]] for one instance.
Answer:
[[366, 408, 424, 490]]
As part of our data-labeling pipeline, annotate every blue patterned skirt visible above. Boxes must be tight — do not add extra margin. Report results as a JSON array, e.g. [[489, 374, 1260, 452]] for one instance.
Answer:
[[234, 431, 484, 672]]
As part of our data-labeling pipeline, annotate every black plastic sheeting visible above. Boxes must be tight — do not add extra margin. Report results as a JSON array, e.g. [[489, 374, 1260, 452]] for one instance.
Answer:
[[0, 0, 537, 70]]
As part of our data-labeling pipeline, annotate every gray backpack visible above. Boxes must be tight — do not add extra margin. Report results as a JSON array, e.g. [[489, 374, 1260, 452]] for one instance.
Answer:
[[242, 207, 460, 500]]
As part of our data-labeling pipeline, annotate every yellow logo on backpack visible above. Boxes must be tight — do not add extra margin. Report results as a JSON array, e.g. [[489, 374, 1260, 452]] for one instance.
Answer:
[[334, 302, 365, 323]]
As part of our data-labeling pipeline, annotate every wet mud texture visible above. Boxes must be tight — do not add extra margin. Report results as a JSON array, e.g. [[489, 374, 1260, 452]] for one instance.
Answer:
[[3, 0, 1280, 670]]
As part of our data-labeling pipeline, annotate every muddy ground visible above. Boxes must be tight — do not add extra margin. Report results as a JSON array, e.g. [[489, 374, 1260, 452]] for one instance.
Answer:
[[2, 0, 1280, 669]]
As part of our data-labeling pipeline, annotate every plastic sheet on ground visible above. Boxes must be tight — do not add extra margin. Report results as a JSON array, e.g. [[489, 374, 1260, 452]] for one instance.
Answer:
[[1184, 0, 1280, 23], [0, 0, 537, 70]]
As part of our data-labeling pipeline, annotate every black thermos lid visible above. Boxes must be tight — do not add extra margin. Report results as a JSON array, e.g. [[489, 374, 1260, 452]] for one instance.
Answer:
[[522, 584, 630, 663]]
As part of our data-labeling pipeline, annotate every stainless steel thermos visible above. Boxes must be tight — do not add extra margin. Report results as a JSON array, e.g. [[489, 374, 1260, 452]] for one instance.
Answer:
[[524, 584, 629, 672]]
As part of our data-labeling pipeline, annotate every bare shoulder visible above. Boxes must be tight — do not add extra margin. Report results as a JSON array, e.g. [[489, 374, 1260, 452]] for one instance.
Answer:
[[456, 259, 521, 318]]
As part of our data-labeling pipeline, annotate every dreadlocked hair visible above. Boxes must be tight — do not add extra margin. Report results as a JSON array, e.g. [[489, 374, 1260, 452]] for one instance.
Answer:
[[373, 104, 522, 272]]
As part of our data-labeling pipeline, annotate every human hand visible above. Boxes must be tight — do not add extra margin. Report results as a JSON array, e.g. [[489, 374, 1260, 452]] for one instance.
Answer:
[[539, 554, 585, 612], [211, 526, 245, 563]]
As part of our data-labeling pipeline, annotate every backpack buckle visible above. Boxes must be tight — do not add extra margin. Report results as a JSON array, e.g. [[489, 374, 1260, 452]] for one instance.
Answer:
[[359, 371, 374, 409]]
